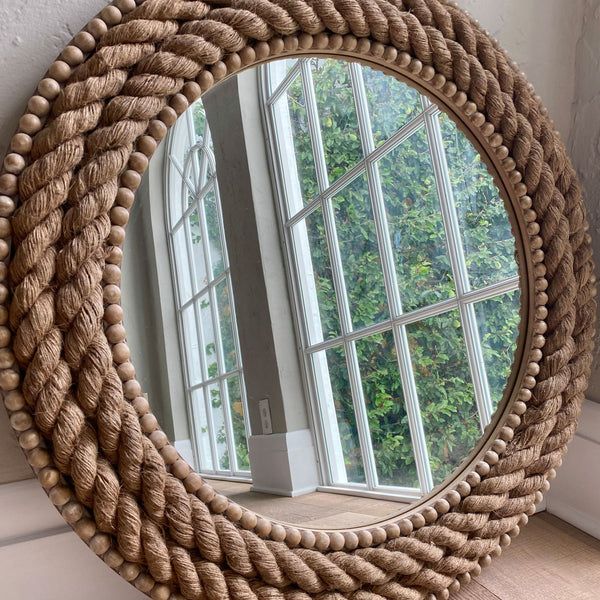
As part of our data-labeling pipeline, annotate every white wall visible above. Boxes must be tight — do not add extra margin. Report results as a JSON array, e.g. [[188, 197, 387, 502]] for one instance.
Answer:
[[0, 1, 598, 598]]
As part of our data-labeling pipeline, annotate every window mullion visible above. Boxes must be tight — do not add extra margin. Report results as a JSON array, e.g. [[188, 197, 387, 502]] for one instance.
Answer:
[[424, 111, 494, 429], [345, 340, 379, 489], [350, 63, 434, 494], [301, 60, 330, 193]]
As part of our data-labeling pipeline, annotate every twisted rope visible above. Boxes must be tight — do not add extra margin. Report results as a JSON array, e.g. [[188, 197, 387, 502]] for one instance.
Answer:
[[6, 0, 595, 598]]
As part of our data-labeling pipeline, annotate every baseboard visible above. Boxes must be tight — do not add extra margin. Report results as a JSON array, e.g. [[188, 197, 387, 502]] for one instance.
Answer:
[[546, 498, 600, 540], [249, 484, 317, 497]]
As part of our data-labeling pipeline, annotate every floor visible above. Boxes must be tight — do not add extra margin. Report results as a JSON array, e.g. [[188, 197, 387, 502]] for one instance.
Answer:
[[453, 512, 600, 600], [210, 480, 409, 528]]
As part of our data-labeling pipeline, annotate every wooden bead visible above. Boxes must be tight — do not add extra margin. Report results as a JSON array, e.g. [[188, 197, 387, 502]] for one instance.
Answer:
[[112, 341, 130, 363], [0, 173, 18, 195], [119, 562, 141, 582], [434, 499, 450, 515], [132, 395, 149, 415], [344, 531, 359, 550], [0, 348, 14, 369], [104, 303, 124, 324], [300, 529, 316, 548], [108, 225, 126, 245], [197, 483, 215, 503], [314, 531, 330, 551], [0, 239, 9, 261], [410, 512, 426, 529], [270, 523, 286, 542], [106, 246, 123, 266], [160, 444, 178, 465], [19, 429, 40, 450], [0, 306, 7, 325], [114, 0, 137, 13], [254, 519, 272, 537], [124, 378, 142, 399], [385, 522, 402, 538], [357, 530, 372, 547], [0, 325, 11, 347], [370, 527, 386, 544], [4, 389, 25, 411], [60, 46, 85, 67], [104, 264, 121, 285], [211, 61, 227, 81], [62, 501, 84, 524], [104, 548, 124, 569], [210, 494, 229, 514], [116, 186, 135, 208], [254, 41, 270, 60], [49, 485, 71, 506], [1, 369, 20, 391], [129, 151, 149, 173], [140, 413, 158, 433], [28, 448, 50, 469], [197, 70, 214, 92], [38, 467, 60, 489], [121, 169, 141, 190], [48, 61, 72, 82], [137, 135, 158, 157], [225, 502, 243, 522], [170, 93, 189, 115], [100, 5, 122, 25], [0, 217, 11, 238], [0, 196, 15, 217], [103, 283, 121, 304], [171, 458, 191, 479], [134, 574, 155, 594], [11, 132, 32, 154], [149, 429, 169, 449], [106, 323, 126, 344], [151, 584, 171, 600], [329, 532, 345, 551], [73, 31, 96, 52], [87, 17, 108, 40], [4, 153, 26, 174], [38, 78, 61, 100], [117, 361, 136, 381], [240, 510, 257, 530], [10, 410, 32, 431]]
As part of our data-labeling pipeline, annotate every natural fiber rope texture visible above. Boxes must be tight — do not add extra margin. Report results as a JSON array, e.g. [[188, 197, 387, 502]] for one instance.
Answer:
[[1, 0, 595, 599]]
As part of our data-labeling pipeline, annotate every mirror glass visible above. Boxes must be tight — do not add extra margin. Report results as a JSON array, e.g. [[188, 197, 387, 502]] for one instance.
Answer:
[[122, 57, 522, 528]]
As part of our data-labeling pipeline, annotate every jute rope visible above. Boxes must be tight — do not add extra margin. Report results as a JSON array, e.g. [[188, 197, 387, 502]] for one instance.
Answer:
[[0, 0, 595, 599]]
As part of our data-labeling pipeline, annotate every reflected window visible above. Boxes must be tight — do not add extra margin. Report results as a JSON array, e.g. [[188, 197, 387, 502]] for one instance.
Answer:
[[166, 102, 251, 478], [262, 58, 521, 495]]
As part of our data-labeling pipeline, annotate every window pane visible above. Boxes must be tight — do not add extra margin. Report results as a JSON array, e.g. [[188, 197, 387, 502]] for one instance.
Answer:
[[279, 73, 319, 203], [356, 331, 418, 488], [172, 225, 193, 303], [216, 278, 238, 372], [269, 57, 299, 91], [378, 126, 455, 311], [208, 382, 229, 470], [312, 59, 363, 183], [191, 389, 213, 471], [188, 209, 208, 292], [312, 346, 365, 484], [182, 305, 202, 386], [192, 101, 207, 138], [406, 310, 479, 484], [363, 66, 422, 147], [332, 173, 389, 330], [475, 290, 521, 409], [440, 112, 518, 289], [204, 188, 226, 278], [227, 375, 250, 472], [292, 207, 340, 344], [199, 294, 218, 380]]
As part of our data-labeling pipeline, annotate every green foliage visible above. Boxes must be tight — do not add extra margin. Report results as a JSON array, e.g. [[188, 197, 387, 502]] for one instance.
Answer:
[[288, 59, 521, 487]]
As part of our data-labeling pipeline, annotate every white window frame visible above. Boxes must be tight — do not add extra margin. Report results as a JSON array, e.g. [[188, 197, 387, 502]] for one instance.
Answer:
[[261, 58, 520, 501], [165, 106, 252, 481]]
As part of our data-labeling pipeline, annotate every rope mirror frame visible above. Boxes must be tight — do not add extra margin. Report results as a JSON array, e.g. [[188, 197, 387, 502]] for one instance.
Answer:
[[0, 0, 596, 599]]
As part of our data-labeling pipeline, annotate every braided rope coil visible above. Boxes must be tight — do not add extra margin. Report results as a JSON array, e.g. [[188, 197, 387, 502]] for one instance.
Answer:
[[0, 0, 596, 599]]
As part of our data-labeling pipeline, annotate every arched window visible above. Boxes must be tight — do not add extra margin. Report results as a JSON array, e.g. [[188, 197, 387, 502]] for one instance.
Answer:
[[165, 101, 251, 478], [261, 58, 521, 498]]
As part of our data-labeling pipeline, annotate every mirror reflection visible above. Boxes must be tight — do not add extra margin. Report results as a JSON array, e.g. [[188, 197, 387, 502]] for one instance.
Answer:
[[122, 57, 521, 527]]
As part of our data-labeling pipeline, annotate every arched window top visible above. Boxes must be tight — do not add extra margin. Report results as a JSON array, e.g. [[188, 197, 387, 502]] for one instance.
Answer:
[[165, 99, 250, 478]]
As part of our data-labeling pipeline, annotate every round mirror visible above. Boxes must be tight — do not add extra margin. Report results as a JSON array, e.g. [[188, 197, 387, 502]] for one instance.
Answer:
[[122, 56, 524, 529]]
